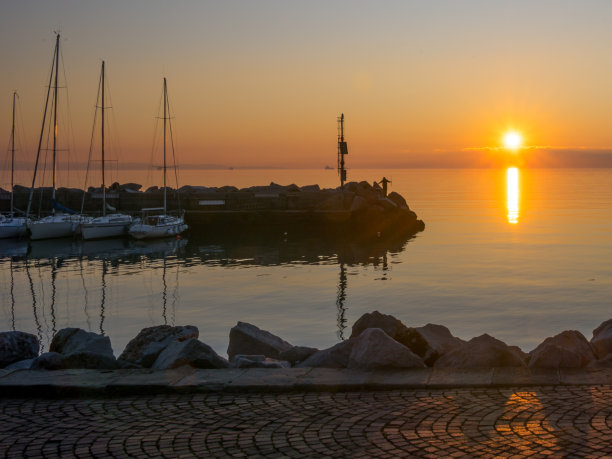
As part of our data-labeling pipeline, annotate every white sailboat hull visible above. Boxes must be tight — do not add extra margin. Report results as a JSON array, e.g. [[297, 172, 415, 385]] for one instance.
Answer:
[[0, 217, 28, 239], [28, 214, 85, 240], [129, 215, 187, 240], [81, 214, 133, 240]]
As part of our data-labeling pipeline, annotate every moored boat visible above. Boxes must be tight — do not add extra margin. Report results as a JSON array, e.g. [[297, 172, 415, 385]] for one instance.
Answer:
[[26, 33, 90, 240], [0, 91, 27, 239], [81, 61, 132, 240], [128, 78, 187, 240]]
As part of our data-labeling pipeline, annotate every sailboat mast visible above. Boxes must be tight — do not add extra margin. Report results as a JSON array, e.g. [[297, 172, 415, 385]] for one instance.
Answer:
[[163, 77, 167, 215], [101, 61, 106, 217], [51, 33, 60, 214], [10, 91, 16, 217], [27, 34, 58, 217]]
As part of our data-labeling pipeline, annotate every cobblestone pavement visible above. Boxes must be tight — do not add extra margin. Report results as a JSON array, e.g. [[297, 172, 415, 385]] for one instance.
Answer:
[[1, 386, 611, 457]]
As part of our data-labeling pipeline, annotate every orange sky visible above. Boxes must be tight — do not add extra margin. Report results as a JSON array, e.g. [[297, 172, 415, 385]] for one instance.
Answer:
[[3, 1, 612, 172]]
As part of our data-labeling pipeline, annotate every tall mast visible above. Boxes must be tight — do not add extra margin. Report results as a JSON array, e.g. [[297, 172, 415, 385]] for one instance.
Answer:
[[51, 33, 60, 215], [337, 113, 348, 190], [10, 91, 16, 217], [101, 61, 106, 216], [163, 77, 167, 215], [27, 34, 58, 217]]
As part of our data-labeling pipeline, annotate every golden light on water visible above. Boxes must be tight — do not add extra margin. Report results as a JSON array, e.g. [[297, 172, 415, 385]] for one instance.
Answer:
[[507, 167, 519, 224]]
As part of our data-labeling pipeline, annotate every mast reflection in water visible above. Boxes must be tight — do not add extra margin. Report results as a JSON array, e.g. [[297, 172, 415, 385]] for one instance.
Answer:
[[0, 231, 412, 354]]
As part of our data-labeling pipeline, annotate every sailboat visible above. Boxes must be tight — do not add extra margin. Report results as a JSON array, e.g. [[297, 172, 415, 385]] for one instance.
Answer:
[[27, 34, 91, 241], [81, 61, 133, 240], [128, 78, 187, 240], [0, 91, 28, 239]]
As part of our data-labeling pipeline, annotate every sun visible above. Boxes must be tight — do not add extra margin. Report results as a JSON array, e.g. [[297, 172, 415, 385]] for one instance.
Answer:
[[503, 131, 523, 150]]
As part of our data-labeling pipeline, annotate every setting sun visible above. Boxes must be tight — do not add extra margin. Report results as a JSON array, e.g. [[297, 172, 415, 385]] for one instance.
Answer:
[[503, 131, 523, 150]]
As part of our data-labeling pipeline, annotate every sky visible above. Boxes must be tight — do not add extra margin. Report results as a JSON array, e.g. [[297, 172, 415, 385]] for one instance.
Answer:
[[2, 0, 612, 170]]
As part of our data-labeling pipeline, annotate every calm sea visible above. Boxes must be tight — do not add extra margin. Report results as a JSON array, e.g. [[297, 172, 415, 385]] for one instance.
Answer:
[[1, 168, 611, 356]]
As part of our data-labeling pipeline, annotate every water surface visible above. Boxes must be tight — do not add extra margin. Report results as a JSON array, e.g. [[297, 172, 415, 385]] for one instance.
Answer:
[[1, 168, 611, 356]]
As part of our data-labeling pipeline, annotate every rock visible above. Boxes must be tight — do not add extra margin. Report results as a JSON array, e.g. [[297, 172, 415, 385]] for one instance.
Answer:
[[529, 330, 596, 369], [0, 331, 39, 368], [377, 197, 398, 211], [227, 322, 293, 360], [316, 194, 344, 210], [350, 195, 368, 212], [509, 346, 529, 363], [348, 328, 426, 370], [4, 359, 34, 370], [230, 355, 290, 369], [300, 184, 320, 192], [120, 182, 142, 192], [62, 352, 120, 370], [588, 352, 612, 368], [218, 186, 238, 192], [591, 319, 612, 359], [351, 311, 406, 341], [415, 324, 465, 359], [119, 325, 199, 367], [296, 339, 356, 368], [48, 328, 119, 370], [152, 338, 229, 370], [387, 191, 408, 209], [145, 186, 159, 193], [279, 346, 318, 365], [434, 334, 526, 369], [31, 352, 64, 370], [350, 311, 436, 364], [50, 328, 114, 358]]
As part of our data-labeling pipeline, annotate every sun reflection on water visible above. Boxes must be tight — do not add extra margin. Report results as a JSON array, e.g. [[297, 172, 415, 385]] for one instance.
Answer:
[[507, 167, 519, 224]]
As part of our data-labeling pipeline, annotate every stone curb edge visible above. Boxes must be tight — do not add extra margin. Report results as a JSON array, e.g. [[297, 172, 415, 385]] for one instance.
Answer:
[[1, 367, 611, 398]]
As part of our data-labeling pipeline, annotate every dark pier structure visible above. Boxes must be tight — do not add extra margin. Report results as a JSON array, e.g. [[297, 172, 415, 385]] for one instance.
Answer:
[[4, 180, 425, 240]]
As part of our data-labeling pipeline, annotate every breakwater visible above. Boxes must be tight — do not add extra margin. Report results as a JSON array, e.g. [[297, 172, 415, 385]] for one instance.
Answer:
[[5, 180, 425, 238]]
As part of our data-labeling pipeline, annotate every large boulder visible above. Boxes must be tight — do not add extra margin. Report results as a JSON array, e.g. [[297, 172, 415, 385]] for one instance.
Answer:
[[350, 195, 369, 212], [434, 334, 526, 369], [62, 352, 120, 370], [49, 328, 119, 370], [347, 328, 426, 370], [591, 319, 612, 359], [350, 311, 437, 364], [31, 352, 64, 370], [151, 338, 228, 370], [529, 330, 596, 369], [227, 322, 293, 360], [50, 328, 114, 358], [119, 325, 199, 367], [415, 324, 465, 358], [279, 346, 318, 365], [0, 331, 39, 368], [296, 339, 357, 368], [387, 192, 408, 209]]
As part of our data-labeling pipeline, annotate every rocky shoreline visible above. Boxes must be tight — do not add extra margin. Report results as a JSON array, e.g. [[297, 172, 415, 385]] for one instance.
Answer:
[[2, 312, 611, 373]]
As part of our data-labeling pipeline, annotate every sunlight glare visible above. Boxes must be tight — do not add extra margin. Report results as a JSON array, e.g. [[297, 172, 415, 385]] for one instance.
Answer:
[[503, 131, 522, 151], [507, 167, 519, 224]]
